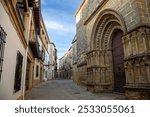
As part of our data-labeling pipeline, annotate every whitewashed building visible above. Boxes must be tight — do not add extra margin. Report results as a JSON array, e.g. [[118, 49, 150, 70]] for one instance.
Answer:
[[0, 0, 57, 99]]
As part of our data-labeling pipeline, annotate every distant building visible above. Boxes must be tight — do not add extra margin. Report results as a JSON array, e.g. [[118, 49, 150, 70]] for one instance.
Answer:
[[48, 42, 57, 80], [58, 56, 65, 79], [71, 35, 78, 82], [58, 47, 72, 79], [40, 16, 51, 82]]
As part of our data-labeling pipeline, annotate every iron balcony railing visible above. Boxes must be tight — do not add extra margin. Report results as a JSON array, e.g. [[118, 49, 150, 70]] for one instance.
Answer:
[[38, 48, 45, 61], [29, 37, 40, 58], [29, 37, 45, 61]]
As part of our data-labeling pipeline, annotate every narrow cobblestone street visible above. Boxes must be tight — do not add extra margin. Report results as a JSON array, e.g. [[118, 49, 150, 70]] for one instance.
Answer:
[[25, 80, 125, 100]]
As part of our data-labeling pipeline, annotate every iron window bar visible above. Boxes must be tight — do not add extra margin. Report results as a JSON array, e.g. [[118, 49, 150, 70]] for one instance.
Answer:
[[0, 25, 7, 81], [16, 3, 25, 31], [13, 51, 23, 93]]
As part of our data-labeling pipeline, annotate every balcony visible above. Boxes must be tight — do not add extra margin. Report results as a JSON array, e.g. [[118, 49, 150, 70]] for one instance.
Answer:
[[29, 39, 40, 58], [38, 49, 45, 61], [28, 0, 41, 35], [28, 0, 34, 7], [29, 40, 45, 61], [28, 0, 40, 7]]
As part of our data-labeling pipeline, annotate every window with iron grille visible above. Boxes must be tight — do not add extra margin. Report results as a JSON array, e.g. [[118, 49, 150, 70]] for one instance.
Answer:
[[0, 25, 7, 81], [14, 51, 23, 93], [36, 65, 39, 77]]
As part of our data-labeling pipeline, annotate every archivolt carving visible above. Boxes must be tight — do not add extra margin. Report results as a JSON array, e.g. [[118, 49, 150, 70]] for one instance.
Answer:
[[94, 16, 110, 49], [91, 9, 127, 50], [95, 15, 119, 49], [101, 22, 120, 50]]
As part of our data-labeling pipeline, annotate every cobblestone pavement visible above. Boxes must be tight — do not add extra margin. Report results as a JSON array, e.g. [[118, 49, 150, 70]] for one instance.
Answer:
[[25, 80, 126, 100]]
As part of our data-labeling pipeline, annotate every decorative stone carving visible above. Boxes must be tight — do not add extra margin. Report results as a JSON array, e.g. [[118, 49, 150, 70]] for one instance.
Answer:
[[87, 50, 113, 92], [123, 26, 150, 99]]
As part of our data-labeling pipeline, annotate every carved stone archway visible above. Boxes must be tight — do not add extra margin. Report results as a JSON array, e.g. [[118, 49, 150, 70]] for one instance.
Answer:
[[87, 9, 127, 92], [90, 9, 127, 50]]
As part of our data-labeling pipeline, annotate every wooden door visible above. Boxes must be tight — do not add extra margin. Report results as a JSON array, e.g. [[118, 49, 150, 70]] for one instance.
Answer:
[[25, 60, 30, 91], [112, 30, 126, 93]]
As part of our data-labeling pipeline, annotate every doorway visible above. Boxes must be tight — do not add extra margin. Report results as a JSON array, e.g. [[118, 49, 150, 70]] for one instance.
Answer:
[[25, 59, 31, 91], [112, 30, 126, 93]]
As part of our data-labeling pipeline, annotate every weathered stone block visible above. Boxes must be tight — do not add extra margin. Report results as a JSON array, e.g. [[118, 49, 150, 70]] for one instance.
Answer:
[[125, 89, 150, 99]]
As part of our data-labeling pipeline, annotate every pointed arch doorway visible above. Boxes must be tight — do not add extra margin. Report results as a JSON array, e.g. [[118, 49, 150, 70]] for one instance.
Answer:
[[112, 29, 126, 93]]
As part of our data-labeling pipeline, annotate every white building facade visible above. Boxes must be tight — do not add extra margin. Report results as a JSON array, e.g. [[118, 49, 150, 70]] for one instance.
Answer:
[[0, 1, 29, 99]]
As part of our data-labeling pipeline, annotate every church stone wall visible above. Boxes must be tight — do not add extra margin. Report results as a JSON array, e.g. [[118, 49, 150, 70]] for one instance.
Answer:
[[74, 0, 150, 99]]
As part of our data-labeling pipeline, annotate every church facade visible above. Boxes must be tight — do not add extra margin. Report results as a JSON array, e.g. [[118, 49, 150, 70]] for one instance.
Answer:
[[74, 0, 150, 99]]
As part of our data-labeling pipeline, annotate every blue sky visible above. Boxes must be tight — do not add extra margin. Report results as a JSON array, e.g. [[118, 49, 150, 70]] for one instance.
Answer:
[[41, 0, 83, 59]]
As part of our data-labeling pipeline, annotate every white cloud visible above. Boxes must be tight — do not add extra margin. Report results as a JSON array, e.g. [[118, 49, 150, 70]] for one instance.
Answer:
[[41, 0, 78, 59], [44, 20, 70, 32], [41, 0, 46, 5], [45, 21, 68, 31]]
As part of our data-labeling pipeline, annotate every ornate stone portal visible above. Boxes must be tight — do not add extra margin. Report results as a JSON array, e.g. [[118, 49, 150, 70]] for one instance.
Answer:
[[87, 9, 150, 99], [87, 9, 126, 93]]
